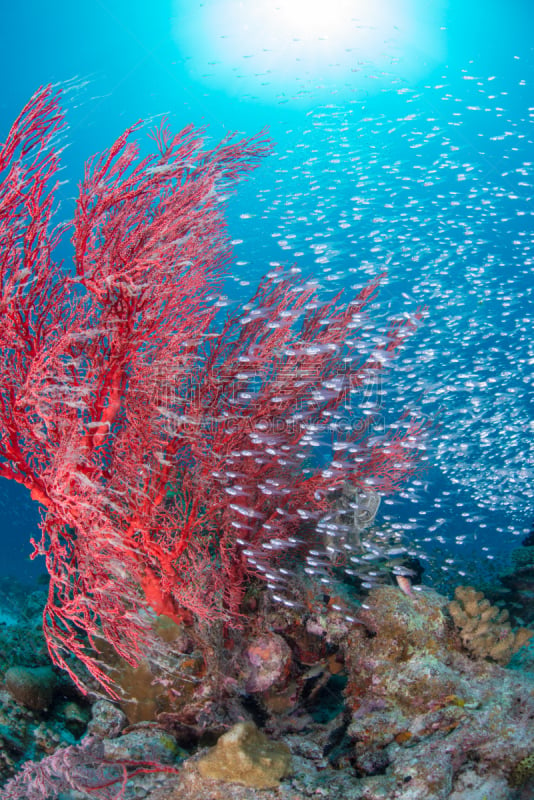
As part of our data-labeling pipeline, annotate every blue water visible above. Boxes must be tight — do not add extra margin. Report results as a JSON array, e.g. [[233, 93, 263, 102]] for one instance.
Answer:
[[0, 0, 532, 591]]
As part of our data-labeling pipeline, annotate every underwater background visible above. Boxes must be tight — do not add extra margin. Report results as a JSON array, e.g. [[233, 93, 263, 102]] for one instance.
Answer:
[[1, 4, 534, 799], [0, 0, 532, 596]]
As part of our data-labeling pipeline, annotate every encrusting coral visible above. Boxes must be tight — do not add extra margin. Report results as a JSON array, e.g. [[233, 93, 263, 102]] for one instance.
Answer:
[[448, 585, 533, 665], [196, 721, 292, 789]]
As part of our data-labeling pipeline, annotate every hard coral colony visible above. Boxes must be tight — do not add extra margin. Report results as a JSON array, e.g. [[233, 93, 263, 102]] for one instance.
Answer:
[[0, 86, 425, 697]]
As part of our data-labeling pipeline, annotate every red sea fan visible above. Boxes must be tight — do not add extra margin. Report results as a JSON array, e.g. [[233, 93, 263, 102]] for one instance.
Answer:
[[0, 85, 426, 697], [2, 737, 179, 800]]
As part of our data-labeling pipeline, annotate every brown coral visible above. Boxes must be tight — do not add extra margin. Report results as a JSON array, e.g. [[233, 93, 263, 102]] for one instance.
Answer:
[[448, 585, 533, 665], [4, 666, 57, 711]]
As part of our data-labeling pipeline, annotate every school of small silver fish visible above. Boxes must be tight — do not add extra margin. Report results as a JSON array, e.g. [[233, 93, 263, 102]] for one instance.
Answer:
[[222, 57, 533, 594]]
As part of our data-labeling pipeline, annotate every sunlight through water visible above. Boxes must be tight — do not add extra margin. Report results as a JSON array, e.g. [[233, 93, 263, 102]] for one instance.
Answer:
[[172, 0, 448, 104]]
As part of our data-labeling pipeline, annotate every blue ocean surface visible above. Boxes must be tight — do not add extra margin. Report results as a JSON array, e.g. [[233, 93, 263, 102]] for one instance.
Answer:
[[0, 0, 531, 594]]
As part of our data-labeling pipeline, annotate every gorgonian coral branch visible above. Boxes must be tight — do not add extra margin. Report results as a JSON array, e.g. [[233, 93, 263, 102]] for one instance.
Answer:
[[0, 86, 426, 696]]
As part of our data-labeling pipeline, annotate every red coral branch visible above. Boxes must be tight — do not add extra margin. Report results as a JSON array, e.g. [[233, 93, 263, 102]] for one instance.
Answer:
[[0, 86, 426, 696]]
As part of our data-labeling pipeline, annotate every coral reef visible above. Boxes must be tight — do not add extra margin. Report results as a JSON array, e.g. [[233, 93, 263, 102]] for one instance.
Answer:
[[448, 585, 533, 665], [341, 585, 534, 797], [2, 580, 534, 798]]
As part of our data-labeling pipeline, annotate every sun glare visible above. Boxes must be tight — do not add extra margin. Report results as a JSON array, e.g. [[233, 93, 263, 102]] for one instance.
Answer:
[[171, 0, 447, 104], [274, 0, 389, 38]]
